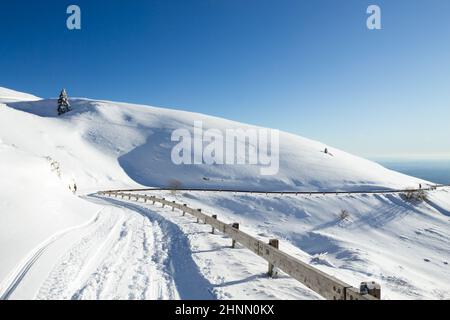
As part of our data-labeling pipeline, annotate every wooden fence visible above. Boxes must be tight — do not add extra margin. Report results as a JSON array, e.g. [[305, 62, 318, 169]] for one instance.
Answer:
[[98, 190, 381, 300], [102, 184, 448, 196]]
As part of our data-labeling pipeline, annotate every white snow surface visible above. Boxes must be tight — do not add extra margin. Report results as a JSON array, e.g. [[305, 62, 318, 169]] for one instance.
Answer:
[[0, 87, 40, 102], [155, 189, 450, 299], [0, 86, 449, 300]]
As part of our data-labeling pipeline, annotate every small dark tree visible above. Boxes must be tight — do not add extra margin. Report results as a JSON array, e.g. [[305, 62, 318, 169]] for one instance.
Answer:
[[168, 179, 182, 196], [57, 88, 71, 115], [339, 209, 350, 221], [402, 189, 428, 203]]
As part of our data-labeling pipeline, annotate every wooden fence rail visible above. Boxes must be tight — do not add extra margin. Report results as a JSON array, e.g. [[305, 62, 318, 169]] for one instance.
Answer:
[[101, 184, 448, 196], [98, 190, 381, 300]]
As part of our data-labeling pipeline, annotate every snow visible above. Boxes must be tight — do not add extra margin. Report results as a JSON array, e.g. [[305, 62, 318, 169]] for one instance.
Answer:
[[0, 87, 429, 193], [0, 86, 449, 300], [0, 143, 98, 294], [0, 87, 40, 103], [152, 189, 450, 299]]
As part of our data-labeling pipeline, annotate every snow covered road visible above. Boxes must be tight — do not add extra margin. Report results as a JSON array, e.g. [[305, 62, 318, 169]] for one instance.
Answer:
[[2, 195, 319, 300], [93, 196, 321, 300], [35, 199, 180, 300], [2, 197, 213, 300]]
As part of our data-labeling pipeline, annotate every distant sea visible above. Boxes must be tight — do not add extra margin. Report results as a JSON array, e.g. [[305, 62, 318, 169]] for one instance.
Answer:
[[375, 159, 450, 185]]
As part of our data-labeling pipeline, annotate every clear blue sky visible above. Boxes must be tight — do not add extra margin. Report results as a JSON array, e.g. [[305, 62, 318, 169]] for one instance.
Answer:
[[1, 0, 449, 159]]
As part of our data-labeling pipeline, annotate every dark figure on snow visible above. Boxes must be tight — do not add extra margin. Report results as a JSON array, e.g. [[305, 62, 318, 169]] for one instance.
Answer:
[[324, 148, 328, 154], [57, 88, 71, 115], [70, 183, 77, 194]]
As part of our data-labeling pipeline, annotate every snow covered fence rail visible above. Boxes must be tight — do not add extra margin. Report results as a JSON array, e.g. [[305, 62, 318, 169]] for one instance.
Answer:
[[101, 184, 448, 196], [98, 190, 381, 300]]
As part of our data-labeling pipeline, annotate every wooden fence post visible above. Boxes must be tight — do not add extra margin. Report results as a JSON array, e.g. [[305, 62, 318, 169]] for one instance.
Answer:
[[231, 223, 239, 248], [360, 281, 381, 299], [196, 209, 201, 223], [182, 204, 187, 216], [211, 215, 217, 234], [268, 239, 279, 277]]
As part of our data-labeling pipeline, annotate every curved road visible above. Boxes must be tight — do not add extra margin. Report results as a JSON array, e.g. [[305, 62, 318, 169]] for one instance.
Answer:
[[0, 196, 214, 300]]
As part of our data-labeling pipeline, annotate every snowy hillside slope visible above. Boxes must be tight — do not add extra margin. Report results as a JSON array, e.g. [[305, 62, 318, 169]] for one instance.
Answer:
[[0, 87, 428, 193], [1, 86, 448, 300], [0, 87, 40, 102]]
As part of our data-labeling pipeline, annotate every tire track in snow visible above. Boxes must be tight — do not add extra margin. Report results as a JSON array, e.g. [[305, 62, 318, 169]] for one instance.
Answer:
[[0, 210, 102, 300], [87, 196, 215, 300], [70, 219, 136, 299], [36, 209, 124, 300], [34, 196, 207, 300], [70, 214, 178, 300]]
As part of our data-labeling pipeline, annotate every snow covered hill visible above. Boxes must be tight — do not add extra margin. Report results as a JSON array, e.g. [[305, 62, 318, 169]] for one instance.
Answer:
[[0, 87, 40, 103], [0, 87, 428, 193], [0, 86, 448, 300]]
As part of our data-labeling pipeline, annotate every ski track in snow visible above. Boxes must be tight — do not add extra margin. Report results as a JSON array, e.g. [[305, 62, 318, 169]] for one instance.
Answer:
[[34, 200, 186, 300], [0, 211, 102, 300]]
